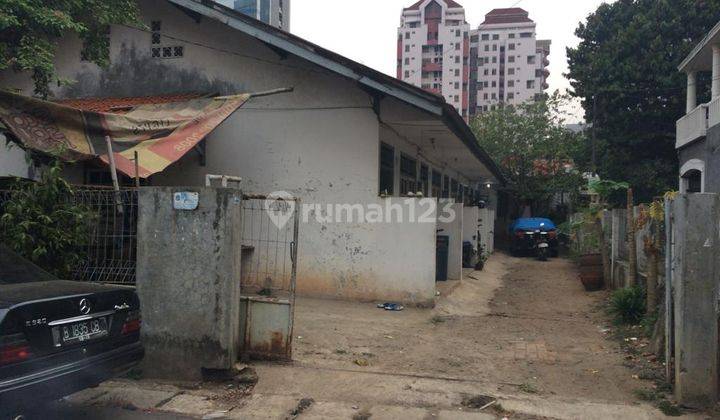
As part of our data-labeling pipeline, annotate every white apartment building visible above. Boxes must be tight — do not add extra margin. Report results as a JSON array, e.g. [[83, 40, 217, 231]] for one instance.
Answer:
[[234, 0, 290, 31], [472, 8, 550, 114], [398, 2, 550, 119]]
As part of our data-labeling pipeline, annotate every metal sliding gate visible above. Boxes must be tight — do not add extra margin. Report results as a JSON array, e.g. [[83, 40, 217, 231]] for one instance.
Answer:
[[238, 193, 299, 360]]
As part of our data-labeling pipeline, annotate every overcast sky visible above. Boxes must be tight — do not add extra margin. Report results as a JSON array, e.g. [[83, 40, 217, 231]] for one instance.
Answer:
[[218, 0, 615, 122]]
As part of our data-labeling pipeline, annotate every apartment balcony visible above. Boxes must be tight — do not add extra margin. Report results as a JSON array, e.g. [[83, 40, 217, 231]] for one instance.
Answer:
[[678, 30, 720, 149], [676, 104, 707, 149], [422, 62, 442, 72]]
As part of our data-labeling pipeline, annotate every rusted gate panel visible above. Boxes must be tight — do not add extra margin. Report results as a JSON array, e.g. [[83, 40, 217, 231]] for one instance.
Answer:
[[239, 194, 299, 361]]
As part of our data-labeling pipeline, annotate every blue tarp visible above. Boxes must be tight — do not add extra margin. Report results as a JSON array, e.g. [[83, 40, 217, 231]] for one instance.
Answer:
[[509, 218, 557, 233]]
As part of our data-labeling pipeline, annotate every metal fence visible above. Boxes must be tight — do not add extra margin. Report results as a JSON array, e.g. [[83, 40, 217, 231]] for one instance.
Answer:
[[73, 188, 138, 284], [239, 194, 299, 298], [0, 187, 138, 284]]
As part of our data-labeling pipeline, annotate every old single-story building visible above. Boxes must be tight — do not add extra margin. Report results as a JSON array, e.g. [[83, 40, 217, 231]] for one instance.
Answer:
[[0, 0, 504, 306]]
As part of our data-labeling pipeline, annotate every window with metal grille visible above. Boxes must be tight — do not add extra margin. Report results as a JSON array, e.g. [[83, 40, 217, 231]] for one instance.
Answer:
[[442, 175, 450, 198], [420, 164, 429, 197], [400, 154, 417, 196], [379, 142, 394, 196], [450, 178, 459, 200]]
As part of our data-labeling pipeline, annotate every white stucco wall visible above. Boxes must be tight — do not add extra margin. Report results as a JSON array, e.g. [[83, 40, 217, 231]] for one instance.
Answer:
[[479, 207, 495, 254], [462, 206, 480, 244]]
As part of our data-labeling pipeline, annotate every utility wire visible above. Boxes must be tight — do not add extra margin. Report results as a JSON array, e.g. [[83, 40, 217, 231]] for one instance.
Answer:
[[117, 23, 335, 78]]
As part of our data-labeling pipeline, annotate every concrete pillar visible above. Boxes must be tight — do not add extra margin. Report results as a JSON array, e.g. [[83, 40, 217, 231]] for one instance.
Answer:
[[137, 187, 243, 380], [673, 194, 720, 407], [713, 45, 720, 99], [687, 71, 697, 113]]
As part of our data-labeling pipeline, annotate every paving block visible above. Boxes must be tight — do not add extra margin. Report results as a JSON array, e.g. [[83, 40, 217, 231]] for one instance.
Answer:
[[227, 394, 299, 419], [370, 404, 428, 420], [437, 409, 496, 419], [300, 401, 359, 419], [159, 393, 218, 416], [63, 387, 108, 405], [92, 387, 179, 410]]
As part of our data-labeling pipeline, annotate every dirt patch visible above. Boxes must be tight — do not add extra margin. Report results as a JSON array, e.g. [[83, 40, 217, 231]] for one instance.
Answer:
[[293, 253, 649, 405]]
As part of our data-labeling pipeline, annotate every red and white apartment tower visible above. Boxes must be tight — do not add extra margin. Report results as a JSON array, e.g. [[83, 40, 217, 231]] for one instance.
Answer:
[[398, 1, 550, 120]]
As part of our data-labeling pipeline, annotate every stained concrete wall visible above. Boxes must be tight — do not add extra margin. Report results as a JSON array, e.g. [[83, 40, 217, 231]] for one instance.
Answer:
[[136, 187, 243, 380], [479, 207, 495, 254], [462, 206, 480, 245], [438, 200, 463, 280], [670, 193, 720, 407]]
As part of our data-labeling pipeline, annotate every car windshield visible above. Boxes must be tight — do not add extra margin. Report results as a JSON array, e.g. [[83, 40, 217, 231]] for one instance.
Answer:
[[0, 243, 57, 284]]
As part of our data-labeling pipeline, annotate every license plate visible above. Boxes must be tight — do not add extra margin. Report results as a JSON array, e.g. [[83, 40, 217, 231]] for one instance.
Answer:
[[538, 243, 549, 248], [53, 317, 109, 346]]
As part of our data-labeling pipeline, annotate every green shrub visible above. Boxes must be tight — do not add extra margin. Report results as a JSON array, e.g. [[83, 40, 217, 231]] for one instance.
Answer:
[[609, 286, 645, 324], [0, 160, 95, 278]]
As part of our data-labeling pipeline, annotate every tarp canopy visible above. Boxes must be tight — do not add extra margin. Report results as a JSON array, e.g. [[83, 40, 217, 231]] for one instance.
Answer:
[[0, 90, 250, 178]]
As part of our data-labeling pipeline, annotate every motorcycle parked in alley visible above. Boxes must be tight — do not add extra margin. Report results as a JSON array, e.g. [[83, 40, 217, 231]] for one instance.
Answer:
[[509, 218, 558, 260], [533, 224, 550, 261]]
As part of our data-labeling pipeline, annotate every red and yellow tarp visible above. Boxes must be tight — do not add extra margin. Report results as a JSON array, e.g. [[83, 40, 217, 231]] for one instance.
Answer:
[[0, 90, 251, 178]]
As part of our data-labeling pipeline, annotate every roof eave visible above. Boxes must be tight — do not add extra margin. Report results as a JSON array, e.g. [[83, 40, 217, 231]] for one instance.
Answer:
[[678, 20, 720, 72], [168, 0, 443, 116], [440, 105, 506, 185]]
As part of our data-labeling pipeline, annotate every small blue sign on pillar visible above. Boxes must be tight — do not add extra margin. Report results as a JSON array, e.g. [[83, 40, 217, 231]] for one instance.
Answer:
[[173, 192, 199, 210]]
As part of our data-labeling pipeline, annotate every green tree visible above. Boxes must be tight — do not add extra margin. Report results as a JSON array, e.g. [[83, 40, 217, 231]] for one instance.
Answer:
[[0, 0, 140, 98], [0, 160, 95, 278], [566, 0, 720, 202], [470, 93, 585, 216]]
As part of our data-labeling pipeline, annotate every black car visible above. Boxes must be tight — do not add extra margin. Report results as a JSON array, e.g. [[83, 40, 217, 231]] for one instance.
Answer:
[[0, 244, 144, 415]]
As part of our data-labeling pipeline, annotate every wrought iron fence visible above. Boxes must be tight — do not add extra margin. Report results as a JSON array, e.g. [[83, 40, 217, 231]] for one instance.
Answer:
[[0, 187, 138, 284], [239, 194, 298, 298]]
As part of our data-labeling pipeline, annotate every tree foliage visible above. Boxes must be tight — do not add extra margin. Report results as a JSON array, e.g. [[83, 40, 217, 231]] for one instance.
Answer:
[[0, 160, 95, 278], [0, 0, 141, 98], [566, 0, 720, 202], [470, 93, 585, 214]]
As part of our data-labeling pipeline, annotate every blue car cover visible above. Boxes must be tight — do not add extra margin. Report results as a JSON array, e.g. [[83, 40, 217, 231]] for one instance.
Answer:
[[509, 218, 557, 233]]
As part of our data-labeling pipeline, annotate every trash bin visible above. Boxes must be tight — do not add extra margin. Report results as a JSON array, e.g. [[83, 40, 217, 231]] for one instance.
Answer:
[[436, 235, 449, 281]]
